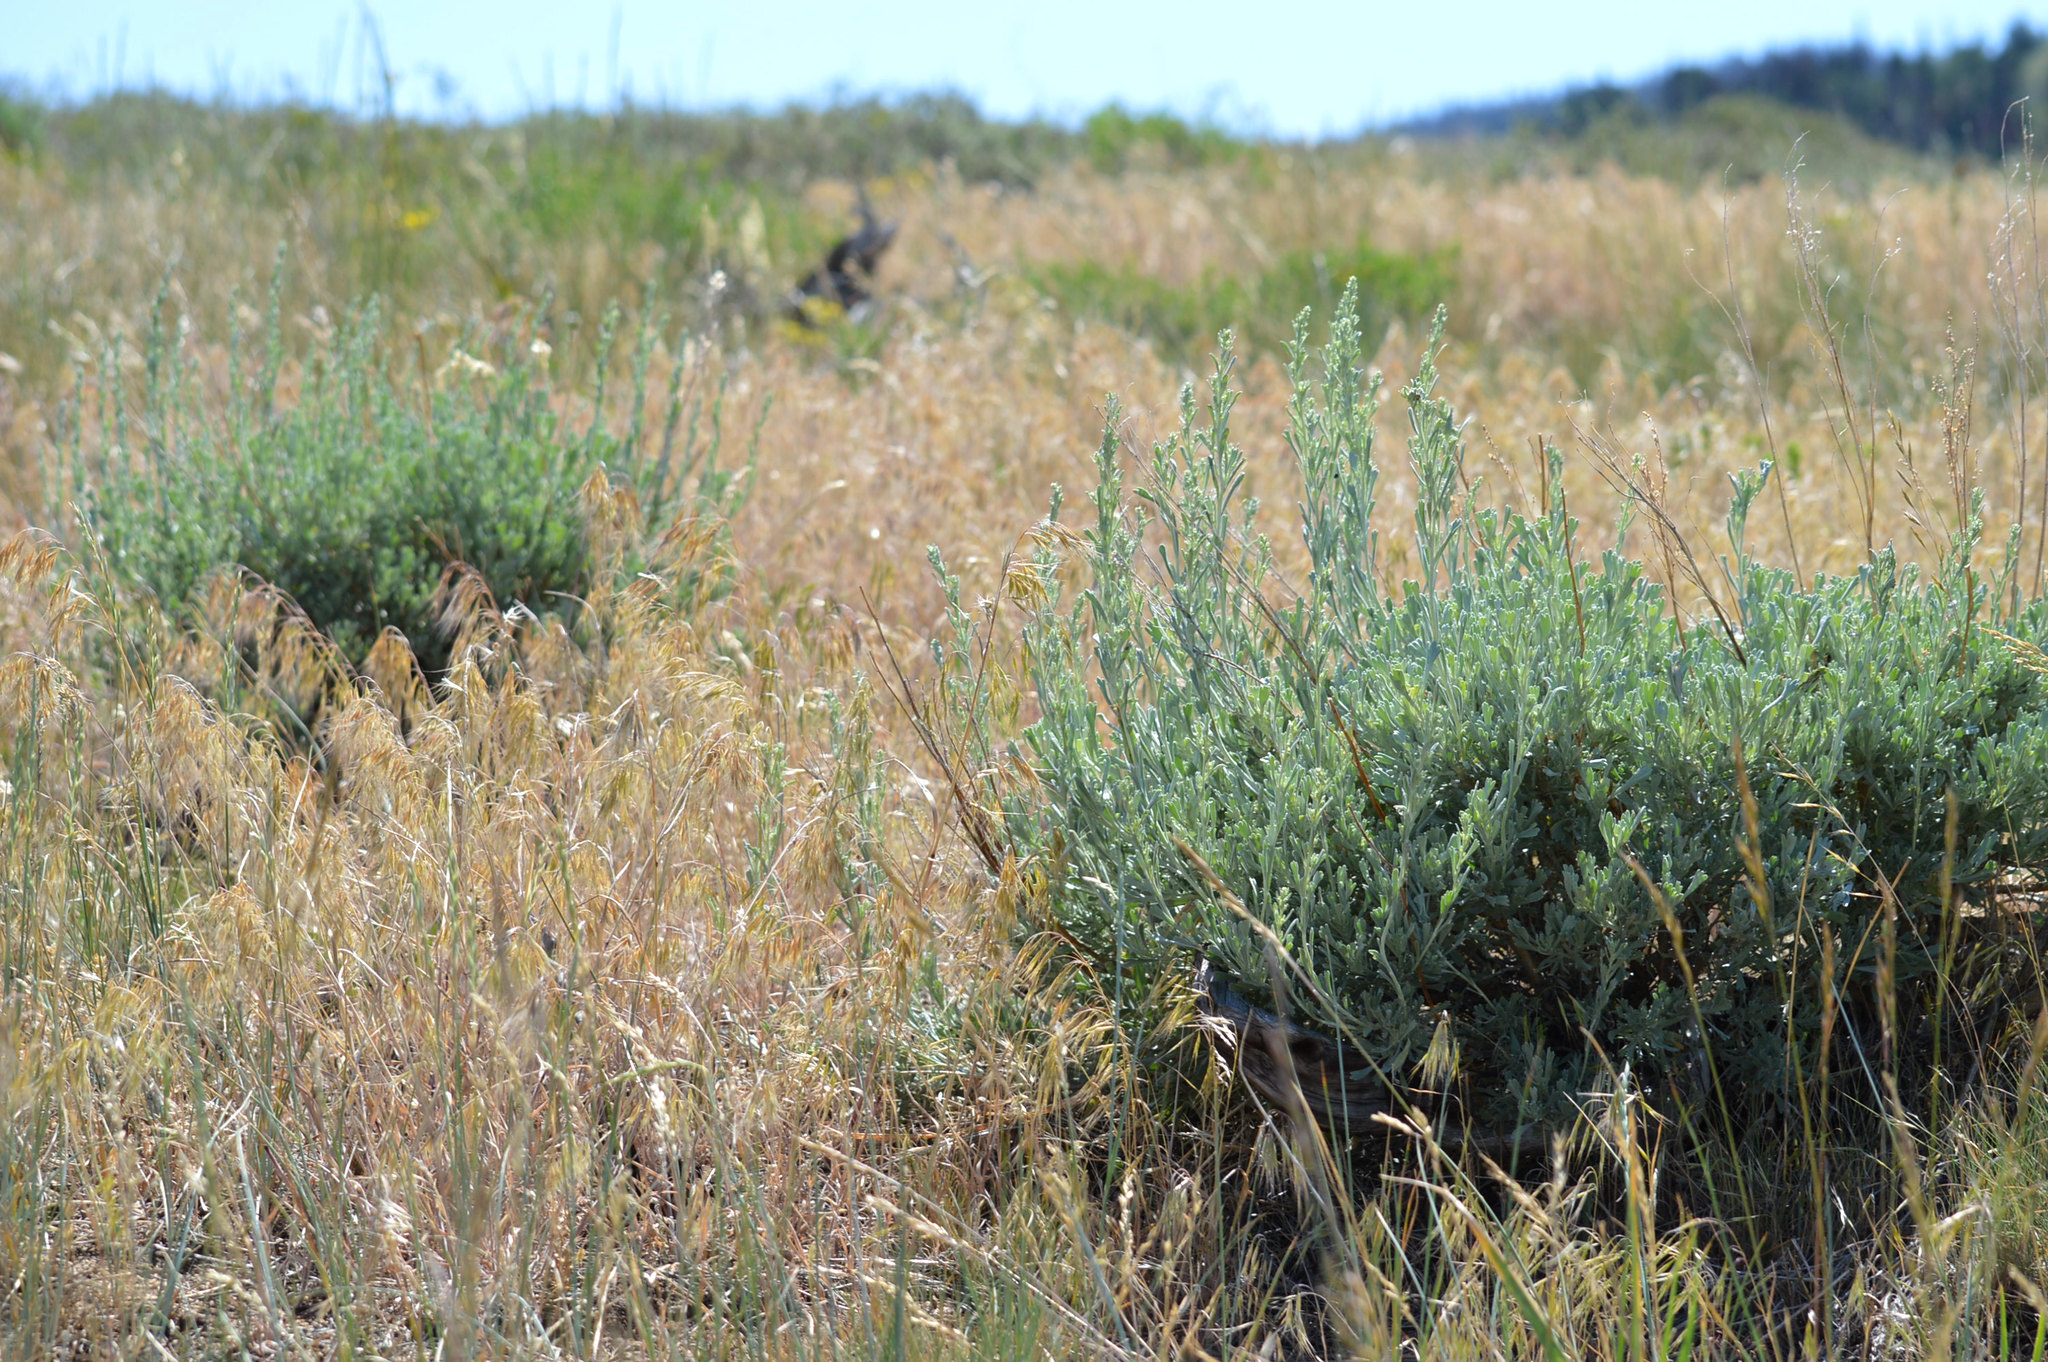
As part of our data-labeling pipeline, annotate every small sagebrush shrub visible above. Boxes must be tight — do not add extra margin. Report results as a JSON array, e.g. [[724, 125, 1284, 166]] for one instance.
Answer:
[[953, 285, 2048, 1133], [1032, 238, 1454, 362], [72, 290, 746, 675]]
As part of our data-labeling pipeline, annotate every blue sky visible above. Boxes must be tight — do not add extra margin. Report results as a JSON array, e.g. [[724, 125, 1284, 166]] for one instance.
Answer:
[[8, 1, 2048, 137]]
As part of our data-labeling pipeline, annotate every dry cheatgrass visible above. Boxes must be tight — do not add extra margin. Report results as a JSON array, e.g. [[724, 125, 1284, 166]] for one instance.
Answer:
[[0, 499, 1059, 1357]]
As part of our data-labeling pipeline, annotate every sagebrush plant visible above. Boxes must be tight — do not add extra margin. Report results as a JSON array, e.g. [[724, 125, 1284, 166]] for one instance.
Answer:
[[971, 284, 2048, 1133], [67, 278, 750, 676]]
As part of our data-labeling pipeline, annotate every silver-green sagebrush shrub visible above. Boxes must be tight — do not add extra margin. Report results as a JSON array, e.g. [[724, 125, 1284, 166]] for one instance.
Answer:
[[65, 281, 749, 679], [950, 284, 2048, 1133]]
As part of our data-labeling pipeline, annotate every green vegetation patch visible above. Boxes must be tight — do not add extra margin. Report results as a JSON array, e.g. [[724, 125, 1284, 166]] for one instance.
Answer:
[[1081, 105, 1240, 174], [949, 289, 2048, 1135], [0, 91, 39, 158], [73, 290, 739, 677], [1031, 238, 1455, 363], [84, 308, 592, 675]]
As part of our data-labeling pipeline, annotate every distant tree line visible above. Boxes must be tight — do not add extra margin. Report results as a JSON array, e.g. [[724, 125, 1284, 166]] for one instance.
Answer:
[[1554, 24, 2048, 157]]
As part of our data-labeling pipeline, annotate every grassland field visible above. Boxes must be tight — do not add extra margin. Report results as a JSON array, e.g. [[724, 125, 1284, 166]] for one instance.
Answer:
[[4, 91, 2048, 1358]]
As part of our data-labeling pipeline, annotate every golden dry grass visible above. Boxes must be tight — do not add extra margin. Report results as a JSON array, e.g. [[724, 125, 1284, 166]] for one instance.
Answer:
[[4, 124, 2048, 1358]]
